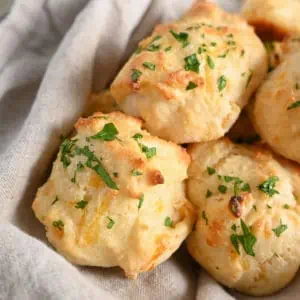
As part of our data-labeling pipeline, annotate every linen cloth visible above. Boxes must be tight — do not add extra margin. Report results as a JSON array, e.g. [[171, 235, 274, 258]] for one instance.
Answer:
[[0, 0, 298, 299]]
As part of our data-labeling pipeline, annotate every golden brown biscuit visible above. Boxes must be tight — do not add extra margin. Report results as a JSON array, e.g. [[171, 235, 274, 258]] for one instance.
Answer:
[[111, 3, 267, 144], [250, 51, 300, 164], [242, 0, 300, 40], [187, 138, 300, 296], [33, 112, 195, 279]]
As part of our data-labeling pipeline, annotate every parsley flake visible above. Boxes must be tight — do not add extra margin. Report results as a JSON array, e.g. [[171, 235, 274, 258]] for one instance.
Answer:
[[218, 185, 227, 194], [186, 81, 198, 90], [170, 30, 189, 47], [272, 219, 288, 237], [90, 123, 119, 141], [283, 204, 290, 209], [207, 166, 216, 175], [257, 176, 279, 197], [138, 194, 144, 209], [132, 169, 143, 176], [106, 217, 115, 229], [287, 101, 300, 110], [231, 219, 256, 256], [138, 143, 156, 159], [206, 55, 215, 69], [184, 53, 200, 73], [143, 62, 156, 70], [217, 75, 227, 92], [135, 46, 142, 54], [132, 133, 143, 140], [131, 69, 142, 82], [206, 189, 213, 198], [53, 220, 64, 231], [75, 200, 88, 209], [164, 216, 174, 227], [164, 46, 172, 52], [60, 138, 78, 168]]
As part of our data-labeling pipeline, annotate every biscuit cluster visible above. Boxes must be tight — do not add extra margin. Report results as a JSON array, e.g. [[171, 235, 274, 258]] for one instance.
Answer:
[[33, 1, 300, 296]]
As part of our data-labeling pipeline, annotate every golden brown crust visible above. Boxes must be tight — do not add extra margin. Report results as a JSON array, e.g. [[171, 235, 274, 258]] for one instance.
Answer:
[[111, 3, 267, 144], [187, 138, 300, 296], [33, 112, 195, 279]]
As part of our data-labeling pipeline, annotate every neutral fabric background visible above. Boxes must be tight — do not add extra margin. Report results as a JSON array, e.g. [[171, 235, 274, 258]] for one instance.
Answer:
[[0, 0, 299, 299]]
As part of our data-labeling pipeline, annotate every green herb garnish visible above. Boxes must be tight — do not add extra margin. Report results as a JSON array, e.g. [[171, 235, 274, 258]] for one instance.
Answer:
[[143, 62, 156, 70], [106, 217, 115, 229], [135, 46, 142, 54], [184, 53, 200, 73], [207, 166, 216, 175], [218, 185, 227, 194], [132, 133, 143, 140], [283, 204, 290, 209], [170, 30, 189, 47], [60, 138, 78, 168], [52, 220, 64, 231], [131, 69, 142, 82], [90, 123, 119, 141], [75, 200, 88, 209], [132, 169, 143, 176], [138, 194, 144, 209], [217, 75, 227, 92], [257, 176, 279, 197], [287, 101, 300, 110], [272, 219, 288, 237], [231, 219, 256, 256], [206, 189, 213, 198], [186, 81, 198, 90], [206, 55, 215, 69], [164, 216, 174, 227], [164, 46, 172, 52]]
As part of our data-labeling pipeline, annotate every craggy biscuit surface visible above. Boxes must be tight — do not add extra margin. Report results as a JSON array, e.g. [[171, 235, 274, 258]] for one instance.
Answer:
[[111, 3, 267, 144], [187, 139, 300, 296], [33, 112, 195, 279]]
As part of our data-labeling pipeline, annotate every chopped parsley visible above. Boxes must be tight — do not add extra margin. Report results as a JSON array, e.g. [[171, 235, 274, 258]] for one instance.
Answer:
[[202, 210, 208, 225], [138, 143, 156, 159], [90, 123, 119, 141], [206, 55, 215, 69], [164, 46, 172, 52], [253, 205, 257, 211], [51, 196, 59, 205], [257, 176, 279, 197], [227, 40, 236, 46], [52, 220, 64, 231], [241, 183, 251, 193], [186, 81, 198, 90], [207, 166, 216, 175], [106, 217, 115, 229], [164, 216, 174, 227], [76, 145, 119, 190], [184, 53, 200, 73], [210, 42, 217, 47], [170, 30, 189, 47], [231, 224, 237, 231], [147, 44, 160, 52], [287, 101, 300, 110], [267, 204, 272, 209], [138, 194, 144, 209], [218, 185, 227, 194], [227, 33, 234, 38], [217, 75, 227, 92], [272, 219, 288, 237], [198, 46, 207, 54], [113, 172, 118, 178], [143, 62, 156, 70], [60, 138, 78, 168], [132, 133, 143, 140], [131, 169, 143, 176], [283, 204, 290, 209], [131, 69, 142, 82], [231, 219, 256, 256], [135, 46, 142, 54], [75, 200, 88, 209], [206, 189, 213, 198]]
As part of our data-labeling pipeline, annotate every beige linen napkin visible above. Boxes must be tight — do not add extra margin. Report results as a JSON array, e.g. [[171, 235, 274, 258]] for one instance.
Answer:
[[1, 0, 299, 299]]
